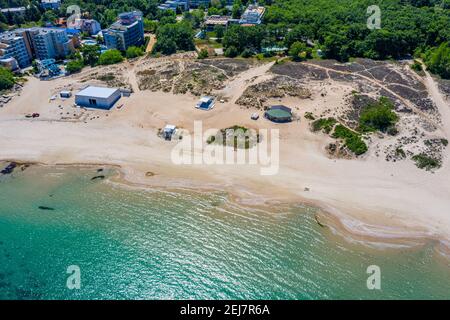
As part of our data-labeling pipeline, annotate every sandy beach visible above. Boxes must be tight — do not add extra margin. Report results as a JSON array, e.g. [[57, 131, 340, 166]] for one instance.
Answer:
[[1, 57, 450, 255]]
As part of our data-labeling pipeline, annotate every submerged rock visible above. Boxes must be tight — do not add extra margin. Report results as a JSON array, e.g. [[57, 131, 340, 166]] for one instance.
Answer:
[[1, 163, 17, 175], [91, 175, 105, 181], [38, 206, 55, 211]]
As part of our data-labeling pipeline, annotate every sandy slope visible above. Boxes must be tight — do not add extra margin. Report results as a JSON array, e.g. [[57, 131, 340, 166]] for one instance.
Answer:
[[1, 61, 450, 254]]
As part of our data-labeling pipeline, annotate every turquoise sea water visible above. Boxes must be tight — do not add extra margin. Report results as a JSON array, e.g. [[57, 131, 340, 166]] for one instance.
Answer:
[[0, 165, 449, 300]]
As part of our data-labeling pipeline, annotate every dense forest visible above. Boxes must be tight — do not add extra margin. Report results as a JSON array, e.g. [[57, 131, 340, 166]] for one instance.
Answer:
[[0, 0, 449, 78]]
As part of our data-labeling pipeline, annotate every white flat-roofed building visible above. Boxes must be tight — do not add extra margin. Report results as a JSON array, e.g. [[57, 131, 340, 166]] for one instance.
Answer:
[[75, 86, 121, 109]]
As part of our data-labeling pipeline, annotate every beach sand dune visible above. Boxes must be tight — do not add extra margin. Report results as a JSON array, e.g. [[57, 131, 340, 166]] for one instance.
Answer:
[[1, 60, 450, 256]]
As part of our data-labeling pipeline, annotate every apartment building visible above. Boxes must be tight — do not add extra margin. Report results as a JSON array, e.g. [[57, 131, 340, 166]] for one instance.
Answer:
[[0, 32, 31, 68], [104, 11, 144, 51]]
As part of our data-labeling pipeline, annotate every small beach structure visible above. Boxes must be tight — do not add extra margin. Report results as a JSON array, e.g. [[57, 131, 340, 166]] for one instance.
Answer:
[[59, 90, 72, 98], [163, 124, 177, 140], [196, 96, 215, 111], [75, 86, 121, 109], [264, 105, 293, 123]]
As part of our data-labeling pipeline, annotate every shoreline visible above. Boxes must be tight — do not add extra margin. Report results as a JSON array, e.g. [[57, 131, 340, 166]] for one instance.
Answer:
[[3, 159, 449, 259], [1, 60, 449, 262]]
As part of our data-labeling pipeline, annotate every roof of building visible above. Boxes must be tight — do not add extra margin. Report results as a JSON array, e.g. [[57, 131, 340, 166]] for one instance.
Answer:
[[164, 124, 176, 131], [265, 105, 292, 119], [205, 15, 231, 25], [76, 86, 119, 98], [0, 7, 26, 13], [199, 96, 214, 103]]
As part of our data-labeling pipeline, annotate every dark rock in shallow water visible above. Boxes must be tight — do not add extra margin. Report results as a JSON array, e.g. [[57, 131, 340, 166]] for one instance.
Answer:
[[314, 214, 326, 228], [97, 168, 104, 172], [91, 175, 105, 181], [1, 162, 17, 175], [38, 206, 55, 211]]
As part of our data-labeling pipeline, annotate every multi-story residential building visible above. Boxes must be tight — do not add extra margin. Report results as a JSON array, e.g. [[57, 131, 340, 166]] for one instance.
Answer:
[[81, 19, 102, 35], [104, 11, 144, 51], [40, 0, 61, 10], [239, 4, 265, 25], [0, 27, 74, 69], [31, 28, 73, 60], [68, 18, 102, 36], [14, 28, 73, 60], [0, 32, 31, 68], [0, 57, 19, 71]]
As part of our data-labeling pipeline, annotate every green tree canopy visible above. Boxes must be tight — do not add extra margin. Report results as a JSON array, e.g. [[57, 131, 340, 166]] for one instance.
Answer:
[[98, 49, 124, 65], [0, 67, 15, 90]]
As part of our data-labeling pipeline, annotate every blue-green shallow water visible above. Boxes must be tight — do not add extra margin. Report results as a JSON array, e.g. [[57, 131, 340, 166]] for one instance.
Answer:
[[0, 165, 449, 299]]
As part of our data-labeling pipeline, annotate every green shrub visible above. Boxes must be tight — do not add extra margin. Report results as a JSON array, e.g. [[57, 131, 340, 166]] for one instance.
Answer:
[[98, 49, 124, 65], [197, 48, 208, 59], [412, 154, 441, 170], [424, 42, 450, 79], [332, 124, 368, 155], [359, 97, 398, 133], [411, 60, 423, 72], [224, 46, 238, 58], [65, 60, 84, 74], [311, 117, 336, 133], [0, 67, 15, 90], [125, 46, 144, 59], [395, 147, 406, 158]]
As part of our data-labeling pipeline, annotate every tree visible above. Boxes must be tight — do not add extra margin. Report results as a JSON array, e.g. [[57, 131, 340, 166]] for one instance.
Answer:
[[0, 67, 15, 90], [224, 45, 238, 57], [288, 41, 312, 61], [359, 97, 398, 132], [153, 22, 195, 55], [425, 42, 450, 79], [197, 48, 209, 59], [143, 18, 158, 33], [66, 60, 84, 74], [126, 46, 144, 59], [214, 25, 225, 40], [98, 49, 124, 65], [232, 0, 243, 19], [81, 45, 101, 67], [40, 10, 57, 25]]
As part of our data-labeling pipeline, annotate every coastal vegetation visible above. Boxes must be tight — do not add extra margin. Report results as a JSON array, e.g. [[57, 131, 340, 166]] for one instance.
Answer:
[[98, 49, 124, 65], [152, 20, 195, 55], [311, 117, 337, 134], [65, 59, 84, 74], [0, 67, 15, 90], [358, 97, 398, 133], [309, 96, 398, 156], [422, 42, 450, 79], [207, 125, 260, 149], [125, 46, 144, 59], [332, 125, 368, 156], [310, 117, 368, 156], [412, 153, 441, 171]]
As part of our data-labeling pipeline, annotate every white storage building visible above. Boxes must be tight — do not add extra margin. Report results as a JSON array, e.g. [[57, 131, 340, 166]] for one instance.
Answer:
[[75, 86, 121, 109]]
